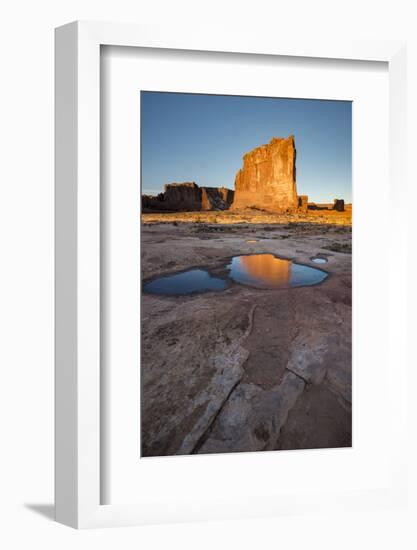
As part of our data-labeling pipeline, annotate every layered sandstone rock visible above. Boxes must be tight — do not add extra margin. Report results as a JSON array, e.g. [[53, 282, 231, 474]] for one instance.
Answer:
[[231, 136, 299, 212], [142, 182, 234, 212]]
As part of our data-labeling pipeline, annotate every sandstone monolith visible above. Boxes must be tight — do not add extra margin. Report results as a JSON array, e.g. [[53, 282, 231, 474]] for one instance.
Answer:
[[231, 136, 298, 212]]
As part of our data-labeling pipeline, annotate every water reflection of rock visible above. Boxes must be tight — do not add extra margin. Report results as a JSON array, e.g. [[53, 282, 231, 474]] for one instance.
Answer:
[[236, 254, 291, 287]]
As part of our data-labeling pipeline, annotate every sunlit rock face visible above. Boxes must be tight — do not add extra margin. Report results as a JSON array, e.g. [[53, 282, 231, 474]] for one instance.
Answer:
[[231, 136, 299, 212]]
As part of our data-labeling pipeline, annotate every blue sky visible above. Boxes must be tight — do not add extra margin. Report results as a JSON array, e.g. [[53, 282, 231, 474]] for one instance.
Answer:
[[141, 92, 352, 203]]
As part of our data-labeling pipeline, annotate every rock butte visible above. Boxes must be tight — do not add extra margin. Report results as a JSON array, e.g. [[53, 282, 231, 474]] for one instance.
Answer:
[[232, 135, 299, 212]]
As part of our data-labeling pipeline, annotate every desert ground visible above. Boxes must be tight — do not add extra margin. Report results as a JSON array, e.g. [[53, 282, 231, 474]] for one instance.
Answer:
[[141, 210, 352, 457]]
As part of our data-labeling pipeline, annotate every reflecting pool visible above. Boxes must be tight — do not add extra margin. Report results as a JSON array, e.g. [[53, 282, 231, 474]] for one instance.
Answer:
[[227, 254, 328, 289], [143, 268, 228, 295], [311, 257, 328, 264]]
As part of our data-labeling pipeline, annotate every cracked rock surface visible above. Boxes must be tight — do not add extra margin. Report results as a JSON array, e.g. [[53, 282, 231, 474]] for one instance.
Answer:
[[141, 220, 351, 456]]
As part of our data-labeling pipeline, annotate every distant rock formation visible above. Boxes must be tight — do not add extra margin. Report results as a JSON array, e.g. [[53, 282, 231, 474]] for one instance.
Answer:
[[333, 199, 345, 212], [231, 136, 299, 212], [142, 193, 165, 211], [308, 199, 346, 212], [142, 182, 234, 212], [298, 195, 308, 213], [163, 182, 201, 211], [307, 202, 332, 211]]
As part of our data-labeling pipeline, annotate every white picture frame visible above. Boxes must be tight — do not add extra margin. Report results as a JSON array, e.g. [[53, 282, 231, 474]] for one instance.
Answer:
[[55, 20, 407, 529]]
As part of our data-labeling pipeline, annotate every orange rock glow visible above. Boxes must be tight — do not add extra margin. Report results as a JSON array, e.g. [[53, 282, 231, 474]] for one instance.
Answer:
[[237, 254, 291, 287]]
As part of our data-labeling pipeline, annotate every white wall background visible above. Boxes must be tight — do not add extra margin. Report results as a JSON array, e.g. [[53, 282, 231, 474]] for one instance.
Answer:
[[0, 0, 415, 547]]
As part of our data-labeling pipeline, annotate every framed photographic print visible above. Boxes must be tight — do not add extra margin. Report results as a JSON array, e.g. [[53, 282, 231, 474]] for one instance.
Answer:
[[139, 92, 352, 458], [55, 21, 408, 528]]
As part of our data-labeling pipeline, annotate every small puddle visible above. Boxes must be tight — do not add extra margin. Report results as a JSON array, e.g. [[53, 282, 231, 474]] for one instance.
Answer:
[[143, 268, 228, 295], [143, 254, 327, 295], [311, 257, 328, 264]]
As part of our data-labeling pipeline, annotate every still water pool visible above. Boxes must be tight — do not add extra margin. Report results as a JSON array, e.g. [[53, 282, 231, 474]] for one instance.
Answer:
[[311, 257, 328, 264], [143, 254, 328, 295], [143, 268, 228, 295], [228, 254, 328, 289]]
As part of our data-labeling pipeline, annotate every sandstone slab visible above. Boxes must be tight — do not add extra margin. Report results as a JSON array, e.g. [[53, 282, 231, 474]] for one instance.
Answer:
[[277, 383, 351, 450], [141, 221, 352, 455], [196, 372, 305, 454], [141, 297, 254, 456]]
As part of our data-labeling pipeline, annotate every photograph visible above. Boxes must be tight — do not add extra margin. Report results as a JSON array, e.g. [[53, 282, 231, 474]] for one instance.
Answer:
[[140, 91, 352, 457]]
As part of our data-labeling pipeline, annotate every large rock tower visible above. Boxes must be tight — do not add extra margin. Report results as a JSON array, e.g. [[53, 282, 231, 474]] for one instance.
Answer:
[[231, 135, 298, 212]]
